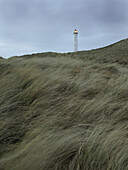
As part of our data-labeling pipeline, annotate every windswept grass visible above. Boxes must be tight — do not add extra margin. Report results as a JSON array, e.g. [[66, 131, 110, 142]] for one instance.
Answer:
[[0, 39, 128, 169]]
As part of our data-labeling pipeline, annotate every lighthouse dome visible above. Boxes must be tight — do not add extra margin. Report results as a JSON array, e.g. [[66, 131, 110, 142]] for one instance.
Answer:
[[74, 29, 78, 34]]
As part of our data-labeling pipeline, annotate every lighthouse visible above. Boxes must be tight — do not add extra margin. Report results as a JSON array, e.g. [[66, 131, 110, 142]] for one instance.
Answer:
[[73, 29, 78, 52]]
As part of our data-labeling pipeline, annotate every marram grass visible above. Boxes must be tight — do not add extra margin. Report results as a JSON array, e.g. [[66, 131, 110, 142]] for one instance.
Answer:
[[0, 39, 128, 169]]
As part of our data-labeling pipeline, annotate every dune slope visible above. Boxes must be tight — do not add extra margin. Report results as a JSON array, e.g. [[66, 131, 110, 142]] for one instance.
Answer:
[[0, 39, 128, 169]]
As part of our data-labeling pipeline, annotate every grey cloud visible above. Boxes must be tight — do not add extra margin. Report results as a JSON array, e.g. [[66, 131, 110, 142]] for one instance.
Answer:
[[0, 0, 29, 23], [0, 0, 127, 58], [93, 0, 127, 23]]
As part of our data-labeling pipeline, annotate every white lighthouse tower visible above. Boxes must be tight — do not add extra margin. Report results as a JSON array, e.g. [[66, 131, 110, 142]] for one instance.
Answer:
[[73, 29, 78, 52]]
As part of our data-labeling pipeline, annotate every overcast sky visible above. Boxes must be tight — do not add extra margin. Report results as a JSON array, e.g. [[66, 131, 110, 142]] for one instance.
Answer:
[[0, 0, 128, 58]]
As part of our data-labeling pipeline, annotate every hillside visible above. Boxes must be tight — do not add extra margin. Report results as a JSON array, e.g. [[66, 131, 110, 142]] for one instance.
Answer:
[[0, 39, 128, 169], [18, 38, 128, 65]]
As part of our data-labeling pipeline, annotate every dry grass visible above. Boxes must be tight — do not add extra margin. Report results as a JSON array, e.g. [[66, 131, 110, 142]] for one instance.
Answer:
[[0, 39, 128, 169]]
